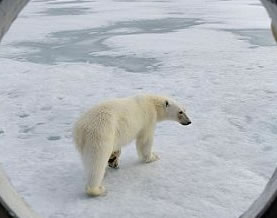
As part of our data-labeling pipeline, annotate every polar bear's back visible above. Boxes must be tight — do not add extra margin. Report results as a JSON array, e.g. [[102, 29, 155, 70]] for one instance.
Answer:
[[73, 96, 150, 152]]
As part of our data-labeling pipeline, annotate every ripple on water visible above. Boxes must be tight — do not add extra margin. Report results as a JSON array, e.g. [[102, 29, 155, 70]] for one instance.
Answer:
[[223, 28, 276, 47], [47, 136, 62, 141], [39, 7, 91, 16], [6, 18, 203, 73]]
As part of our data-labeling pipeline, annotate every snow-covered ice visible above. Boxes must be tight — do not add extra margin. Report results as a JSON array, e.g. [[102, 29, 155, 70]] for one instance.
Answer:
[[1, 0, 277, 217]]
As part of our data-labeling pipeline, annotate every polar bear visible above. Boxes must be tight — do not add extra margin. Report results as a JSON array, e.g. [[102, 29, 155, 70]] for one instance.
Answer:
[[73, 94, 191, 196]]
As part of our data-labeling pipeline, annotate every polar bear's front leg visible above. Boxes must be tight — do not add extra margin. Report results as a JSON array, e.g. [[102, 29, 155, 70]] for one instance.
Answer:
[[136, 132, 159, 163], [108, 150, 121, 168]]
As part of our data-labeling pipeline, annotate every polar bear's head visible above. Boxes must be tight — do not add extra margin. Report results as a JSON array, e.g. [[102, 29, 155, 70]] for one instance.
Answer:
[[144, 95, 191, 125], [164, 98, 191, 126]]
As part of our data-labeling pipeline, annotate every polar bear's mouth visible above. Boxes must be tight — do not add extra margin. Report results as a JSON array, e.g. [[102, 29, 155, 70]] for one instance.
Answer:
[[180, 121, 191, 126]]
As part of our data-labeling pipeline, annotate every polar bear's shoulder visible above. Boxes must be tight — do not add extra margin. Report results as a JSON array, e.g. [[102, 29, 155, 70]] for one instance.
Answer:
[[133, 94, 168, 103]]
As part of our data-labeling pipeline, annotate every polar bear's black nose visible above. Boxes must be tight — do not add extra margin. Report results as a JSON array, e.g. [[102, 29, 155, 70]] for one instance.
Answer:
[[181, 121, 191, 125]]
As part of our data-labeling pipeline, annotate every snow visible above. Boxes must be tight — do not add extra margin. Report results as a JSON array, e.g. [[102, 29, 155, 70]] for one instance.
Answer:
[[0, 0, 277, 217]]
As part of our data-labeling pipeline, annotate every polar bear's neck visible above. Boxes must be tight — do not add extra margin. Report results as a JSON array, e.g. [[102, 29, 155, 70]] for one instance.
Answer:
[[155, 105, 167, 122], [147, 96, 168, 122]]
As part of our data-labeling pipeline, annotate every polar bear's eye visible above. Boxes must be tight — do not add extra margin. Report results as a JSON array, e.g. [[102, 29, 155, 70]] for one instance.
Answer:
[[165, 101, 169, 107], [179, 111, 183, 114]]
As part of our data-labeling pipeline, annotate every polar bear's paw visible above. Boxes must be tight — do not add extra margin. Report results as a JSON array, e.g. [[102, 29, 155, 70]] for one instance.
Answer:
[[144, 152, 160, 163], [108, 158, 119, 168], [108, 151, 120, 169], [86, 185, 106, 197]]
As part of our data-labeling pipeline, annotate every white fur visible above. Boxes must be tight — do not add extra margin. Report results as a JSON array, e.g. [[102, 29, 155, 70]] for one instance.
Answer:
[[73, 94, 191, 196]]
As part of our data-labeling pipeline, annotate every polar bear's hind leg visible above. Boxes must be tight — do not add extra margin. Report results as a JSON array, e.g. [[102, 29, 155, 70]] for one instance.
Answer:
[[82, 143, 112, 197]]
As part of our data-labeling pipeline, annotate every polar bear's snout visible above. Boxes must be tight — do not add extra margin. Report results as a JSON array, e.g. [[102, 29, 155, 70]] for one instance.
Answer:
[[178, 111, 191, 126]]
